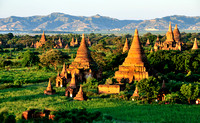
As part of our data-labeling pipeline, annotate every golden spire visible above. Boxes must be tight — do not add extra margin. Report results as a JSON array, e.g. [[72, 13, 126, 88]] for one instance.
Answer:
[[192, 38, 198, 50], [123, 38, 129, 52], [123, 29, 143, 65], [73, 33, 90, 63], [166, 22, 174, 42], [46, 79, 53, 91], [173, 24, 181, 42], [74, 86, 84, 101]]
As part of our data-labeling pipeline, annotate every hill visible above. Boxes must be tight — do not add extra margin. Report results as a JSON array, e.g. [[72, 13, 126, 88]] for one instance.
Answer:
[[0, 12, 199, 31]]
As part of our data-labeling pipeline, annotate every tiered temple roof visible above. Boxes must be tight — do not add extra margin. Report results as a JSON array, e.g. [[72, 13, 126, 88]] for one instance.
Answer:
[[173, 24, 181, 42], [123, 38, 129, 52], [114, 29, 149, 83], [73, 86, 85, 101], [192, 38, 198, 50]]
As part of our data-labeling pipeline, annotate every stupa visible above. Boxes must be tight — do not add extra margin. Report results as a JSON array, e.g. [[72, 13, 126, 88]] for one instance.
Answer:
[[73, 86, 85, 101], [44, 79, 56, 95], [70, 37, 75, 47], [114, 29, 149, 83], [123, 38, 129, 52], [173, 24, 181, 43], [75, 38, 79, 46], [57, 37, 63, 48], [35, 31, 46, 48], [132, 86, 139, 97], [192, 38, 198, 50], [87, 37, 91, 46], [64, 43, 69, 49], [145, 39, 150, 46]]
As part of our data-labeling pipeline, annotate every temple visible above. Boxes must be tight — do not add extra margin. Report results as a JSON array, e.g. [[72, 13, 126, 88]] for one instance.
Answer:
[[70, 37, 75, 47], [192, 38, 198, 50], [64, 43, 69, 49], [154, 36, 161, 51], [123, 38, 129, 53], [155, 22, 181, 51], [54, 37, 63, 48], [44, 79, 56, 95], [35, 31, 46, 48], [56, 63, 68, 87], [114, 29, 149, 83]]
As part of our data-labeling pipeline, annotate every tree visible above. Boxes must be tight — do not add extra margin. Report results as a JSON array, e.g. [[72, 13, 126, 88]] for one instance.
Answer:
[[180, 83, 199, 104], [39, 49, 69, 70], [21, 50, 39, 67], [137, 77, 160, 101]]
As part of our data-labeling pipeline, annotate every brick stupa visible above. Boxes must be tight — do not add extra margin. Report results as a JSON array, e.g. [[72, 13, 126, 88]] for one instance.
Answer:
[[73, 86, 85, 101], [123, 38, 129, 52], [75, 38, 79, 46], [192, 38, 198, 50], [114, 29, 149, 83], [145, 39, 150, 46], [65, 43, 69, 49], [44, 79, 56, 95], [57, 37, 63, 48]]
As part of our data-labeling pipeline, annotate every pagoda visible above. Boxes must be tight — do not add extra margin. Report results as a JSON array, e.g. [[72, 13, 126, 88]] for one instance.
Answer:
[[70, 37, 75, 47], [75, 38, 79, 46], [123, 38, 129, 52], [35, 31, 46, 48], [87, 37, 91, 46], [73, 86, 86, 101], [65, 43, 69, 49], [160, 22, 181, 51], [44, 79, 56, 95], [57, 37, 63, 48], [145, 39, 150, 46], [154, 36, 161, 51], [114, 29, 149, 83], [192, 38, 198, 50], [132, 86, 139, 97]]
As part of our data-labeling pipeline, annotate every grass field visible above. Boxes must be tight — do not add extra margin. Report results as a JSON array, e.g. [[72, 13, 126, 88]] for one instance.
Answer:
[[0, 81, 200, 122]]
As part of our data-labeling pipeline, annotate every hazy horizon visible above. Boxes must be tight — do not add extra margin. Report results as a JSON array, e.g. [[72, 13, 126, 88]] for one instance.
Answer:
[[0, 0, 199, 20]]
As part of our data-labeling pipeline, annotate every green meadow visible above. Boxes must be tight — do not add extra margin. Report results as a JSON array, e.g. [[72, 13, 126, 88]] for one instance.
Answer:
[[0, 81, 200, 122]]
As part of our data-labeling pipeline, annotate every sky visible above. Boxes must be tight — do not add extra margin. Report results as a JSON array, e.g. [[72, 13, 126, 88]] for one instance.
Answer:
[[0, 0, 199, 20]]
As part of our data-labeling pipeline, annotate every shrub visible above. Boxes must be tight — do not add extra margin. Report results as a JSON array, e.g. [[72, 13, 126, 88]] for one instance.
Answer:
[[0, 108, 16, 123]]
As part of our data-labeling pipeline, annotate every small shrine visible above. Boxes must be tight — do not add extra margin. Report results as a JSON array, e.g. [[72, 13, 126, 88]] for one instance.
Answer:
[[56, 63, 68, 87], [87, 37, 91, 46], [75, 38, 79, 46], [157, 80, 168, 101], [65, 43, 69, 49], [145, 39, 150, 46], [73, 86, 86, 101], [44, 79, 56, 95]]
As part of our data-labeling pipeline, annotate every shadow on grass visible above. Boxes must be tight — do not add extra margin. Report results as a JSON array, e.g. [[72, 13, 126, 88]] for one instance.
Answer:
[[0, 91, 66, 103]]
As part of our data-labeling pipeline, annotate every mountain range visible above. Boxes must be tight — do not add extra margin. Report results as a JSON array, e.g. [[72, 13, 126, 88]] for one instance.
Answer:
[[0, 12, 200, 31]]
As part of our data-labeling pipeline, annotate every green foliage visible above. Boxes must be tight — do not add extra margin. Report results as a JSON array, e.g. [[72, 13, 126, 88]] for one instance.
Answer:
[[39, 49, 69, 70], [180, 83, 199, 104], [21, 50, 39, 67], [0, 108, 16, 123], [54, 108, 108, 123], [82, 77, 99, 90], [137, 77, 160, 100]]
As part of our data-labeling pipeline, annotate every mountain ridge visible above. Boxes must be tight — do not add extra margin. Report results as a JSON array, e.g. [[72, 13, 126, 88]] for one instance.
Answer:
[[0, 13, 199, 31]]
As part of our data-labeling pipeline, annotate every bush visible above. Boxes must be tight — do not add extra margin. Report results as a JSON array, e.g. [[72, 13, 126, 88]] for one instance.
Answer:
[[0, 108, 16, 123]]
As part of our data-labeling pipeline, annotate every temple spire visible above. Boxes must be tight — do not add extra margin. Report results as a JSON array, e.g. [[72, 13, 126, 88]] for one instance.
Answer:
[[192, 38, 198, 50], [173, 24, 181, 42], [123, 38, 129, 52], [166, 22, 174, 42]]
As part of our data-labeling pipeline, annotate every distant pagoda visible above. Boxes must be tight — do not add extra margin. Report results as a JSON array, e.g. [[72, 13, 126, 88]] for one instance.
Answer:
[[70, 37, 75, 47], [35, 31, 46, 48], [123, 38, 129, 52], [44, 79, 56, 95], [192, 38, 198, 50], [114, 29, 149, 83]]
